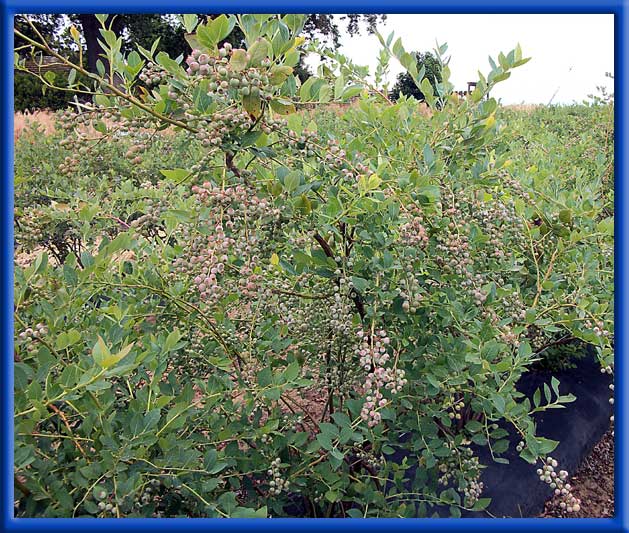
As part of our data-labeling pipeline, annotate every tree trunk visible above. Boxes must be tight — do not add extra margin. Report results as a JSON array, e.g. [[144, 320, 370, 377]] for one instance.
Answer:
[[77, 14, 124, 75]]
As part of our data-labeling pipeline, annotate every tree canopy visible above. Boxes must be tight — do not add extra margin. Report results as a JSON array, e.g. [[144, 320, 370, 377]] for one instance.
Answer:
[[389, 51, 442, 102], [16, 14, 386, 75]]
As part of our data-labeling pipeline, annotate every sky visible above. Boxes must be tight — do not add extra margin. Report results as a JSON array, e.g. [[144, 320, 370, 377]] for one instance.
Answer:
[[305, 14, 615, 105]]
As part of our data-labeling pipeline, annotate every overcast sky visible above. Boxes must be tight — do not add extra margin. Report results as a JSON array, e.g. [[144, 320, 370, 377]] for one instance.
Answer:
[[305, 14, 614, 105]]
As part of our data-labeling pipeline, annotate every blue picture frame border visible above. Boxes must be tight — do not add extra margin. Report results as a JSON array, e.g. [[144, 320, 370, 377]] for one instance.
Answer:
[[1, 1, 627, 531]]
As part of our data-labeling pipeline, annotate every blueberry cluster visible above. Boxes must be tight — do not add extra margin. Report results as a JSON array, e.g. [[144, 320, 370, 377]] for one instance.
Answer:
[[323, 140, 347, 170], [537, 457, 581, 513], [463, 479, 485, 507], [435, 225, 472, 276], [585, 319, 612, 340], [139, 62, 168, 86], [116, 118, 154, 164], [129, 197, 167, 234], [285, 129, 319, 157], [437, 446, 484, 507], [94, 487, 117, 516], [17, 323, 48, 355], [502, 174, 533, 203], [267, 458, 289, 496], [499, 327, 521, 348], [357, 329, 407, 428], [173, 183, 280, 304], [190, 109, 255, 148], [447, 400, 466, 421], [184, 46, 275, 102], [337, 161, 371, 185], [399, 205, 429, 248], [328, 288, 354, 337], [260, 433, 272, 445], [398, 265, 424, 313], [354, 442, 385, 470]]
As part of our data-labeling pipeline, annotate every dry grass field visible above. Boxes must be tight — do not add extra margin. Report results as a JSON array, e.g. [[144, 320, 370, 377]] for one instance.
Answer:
[[14, 110, 57, 140]]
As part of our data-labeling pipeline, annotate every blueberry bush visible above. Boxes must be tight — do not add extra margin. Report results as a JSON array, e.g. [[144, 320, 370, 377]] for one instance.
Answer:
[[14, 14, 613, 517]]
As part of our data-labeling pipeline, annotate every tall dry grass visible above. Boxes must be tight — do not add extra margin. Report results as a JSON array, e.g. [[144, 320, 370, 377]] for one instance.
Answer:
[[14, 110, 57, 141], [504, 104, 542, 113]]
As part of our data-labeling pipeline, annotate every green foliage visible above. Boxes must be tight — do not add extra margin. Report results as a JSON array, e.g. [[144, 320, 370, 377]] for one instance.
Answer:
[[122, 15, 191, 61], [14, 71, 76, 112], [389, 51, 442, 102], [14, 15, 613, 518]]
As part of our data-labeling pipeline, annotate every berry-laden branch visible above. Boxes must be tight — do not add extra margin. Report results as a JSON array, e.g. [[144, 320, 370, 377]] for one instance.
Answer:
[[14, 25, 198, 134], [313, 232, 366, 320], [225, 152, 242, 179]]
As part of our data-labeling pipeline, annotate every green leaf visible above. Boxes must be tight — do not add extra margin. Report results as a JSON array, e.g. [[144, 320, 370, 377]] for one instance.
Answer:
[[329, 447, 345, 470], [417, 185, 440, 203], [248, 38, 271, 66], [269, 65, 293, 85], [492, 439, 509, 454], [54, 329, 81, 351], [316, 432, 333, 450], [283, 171, 301, 192], [596, 217, 614, 236], [160, 168, 191, 181], [163, 329, 181, 352], [341, 85, 363, 101], [491, 394, 505, 415], [269, 98, 295, 115], [536, 437, 559, 455], [421, 77, 435, 104], [91, 335, 111, 367], [334, 74, 345, 100], [559, 209, 572, 224], [518, 341, 532, 358], [93, 336, 135, 370], [423, 144, 435, 166], [230, 49, 249, 72], [96, 60, 105, 77], [299, 76, 317, 101], [318, 83, 331, 103], [283, 361, 300, 382], [43, 71, 56, 84], [182, 14, 199, 34], [350, 276, 369, 293], [196, 26, 217, 53], [465, 420, 483, 433], [184, 33, 201, 52], [207, 15, 234, 45], [472, 498, 491, 511], [242, 93, 262, 118], [551, 376, 560, 397]]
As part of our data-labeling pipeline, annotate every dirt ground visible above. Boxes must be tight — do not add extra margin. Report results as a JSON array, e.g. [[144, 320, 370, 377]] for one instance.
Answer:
[[541, 427, 614, 518]]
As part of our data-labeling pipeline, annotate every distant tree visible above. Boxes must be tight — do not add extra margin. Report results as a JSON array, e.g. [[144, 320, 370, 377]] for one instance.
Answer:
[[303, 14, 385, 48], [14, 14, 69, 53], [389, 51, 442, 102], [20, 14, 385, 75], [14, 14, 386, 107]]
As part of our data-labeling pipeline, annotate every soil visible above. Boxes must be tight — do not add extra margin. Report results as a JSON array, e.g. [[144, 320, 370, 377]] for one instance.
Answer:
[[540, 427, 614, 518]]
